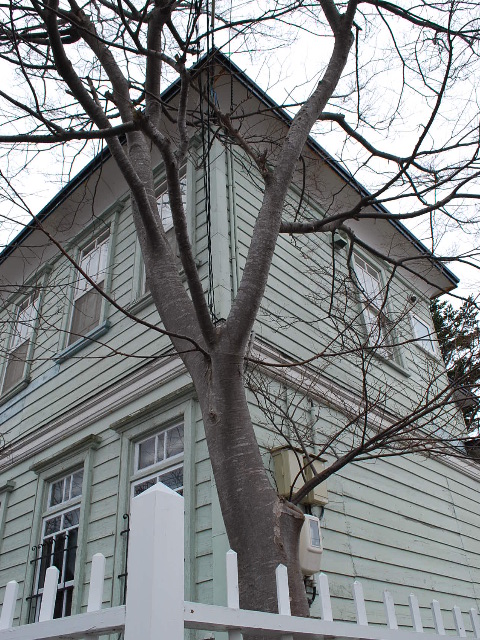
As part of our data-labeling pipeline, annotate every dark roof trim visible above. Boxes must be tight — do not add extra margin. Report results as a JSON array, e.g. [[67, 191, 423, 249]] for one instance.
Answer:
[[0, 47, 459, 287]]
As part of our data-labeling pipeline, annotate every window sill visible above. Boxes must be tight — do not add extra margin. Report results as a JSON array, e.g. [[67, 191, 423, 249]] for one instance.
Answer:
[[131, 454, 184, 483], [370, 351, 411, 378], [55, 321, 111, 363], [413, 342, 442, 363], [128, 269, 186, 316], [0, 377, 30, 407], [128, 293, 153, 316]]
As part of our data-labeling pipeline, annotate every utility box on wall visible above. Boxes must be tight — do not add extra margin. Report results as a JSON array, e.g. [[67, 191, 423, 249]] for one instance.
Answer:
[[271, 446, 328, 506], [299, 514, 323, 575]]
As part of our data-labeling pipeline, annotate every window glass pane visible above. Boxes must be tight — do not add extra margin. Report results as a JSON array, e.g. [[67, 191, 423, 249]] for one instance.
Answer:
[[138, 436, 156, 470], [63, 587, 74, 618], [49, 480, 65, 507], [2, 340, 29, 393], [159, 467, 183, 493], [133, 477, 156, 497], [354, 255, 382, 303], [64, 528, 78, 582], [166, 424, 184, 458], [364, 307, 393, 359], [74, 235, 110, 298], [68, 286, 103, 345], [63, 477, 71, 502], [157, 174, 186, 231], [63, 508, 80, 529], [70, 471, 83, 499], [82, 246, 100, 280], [53, 591, 64, 619], [98, 239, 109, 276], [52, 532, 66, 574], [10, 296, 38, 351], [413, 317, 435, 352], [49, 473, 82, 508], [38, 538, 53, 590], [44, 515, 62, 536]]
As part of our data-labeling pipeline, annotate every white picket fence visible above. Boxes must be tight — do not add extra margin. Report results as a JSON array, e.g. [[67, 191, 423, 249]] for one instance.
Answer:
[[0, 483, 478, 640]]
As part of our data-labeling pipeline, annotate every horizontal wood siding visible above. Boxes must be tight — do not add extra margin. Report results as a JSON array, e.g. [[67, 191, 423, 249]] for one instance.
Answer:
[[0, 145, 476, 633]]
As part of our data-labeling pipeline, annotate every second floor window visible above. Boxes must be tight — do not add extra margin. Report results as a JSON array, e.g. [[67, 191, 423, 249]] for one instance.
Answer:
[[68, 231, 109, 345], [2, 293, 38, 394], [28, 470, 84, 622], [157, 173, 187, 232], [411, 314, 436, 355], [354, 255, 392, 358], [140, 174, 187, 296]]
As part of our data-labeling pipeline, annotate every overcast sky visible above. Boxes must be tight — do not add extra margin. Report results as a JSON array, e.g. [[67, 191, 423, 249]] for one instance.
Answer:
[[1, 21, 478, 303]]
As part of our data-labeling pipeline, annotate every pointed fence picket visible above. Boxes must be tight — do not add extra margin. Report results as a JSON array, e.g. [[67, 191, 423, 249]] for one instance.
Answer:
[[0, 482, 478, 640]]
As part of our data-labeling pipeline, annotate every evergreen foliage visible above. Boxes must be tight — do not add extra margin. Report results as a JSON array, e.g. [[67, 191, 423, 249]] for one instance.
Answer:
[[431, 297, 480, 433]]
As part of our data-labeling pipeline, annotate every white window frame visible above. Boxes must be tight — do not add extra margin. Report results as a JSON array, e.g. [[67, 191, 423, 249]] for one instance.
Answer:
[[131, 423, 184, 498], [29, 469, 84, 623], [55, 209, 121, 361], [410, 313, 437, 355], [353, 254, 393, 359], [130, 169, 188, 307], [68, 230, 110, 346], [131, 462, 184, 498], [156, 172, 187, 233], [1, 291, 40, 397]]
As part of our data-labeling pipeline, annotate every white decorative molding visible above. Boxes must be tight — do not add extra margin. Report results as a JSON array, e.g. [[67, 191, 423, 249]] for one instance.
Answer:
[[0, 354, 186, 472]]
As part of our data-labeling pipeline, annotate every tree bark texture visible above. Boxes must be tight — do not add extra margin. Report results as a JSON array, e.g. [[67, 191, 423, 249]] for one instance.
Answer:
[[196, 348, 310, 617]]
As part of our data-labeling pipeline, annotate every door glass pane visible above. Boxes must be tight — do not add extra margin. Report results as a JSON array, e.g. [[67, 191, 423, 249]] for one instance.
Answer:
[[133, 477, 156, 497], [64, 529, 78, 582], [64, 587, 74, 617], [63, 508, 80, 529], [44, 515, 62, 536], [38, 538, 53, 589], [159, 467, 183, 493], [52, 533, 66, 574], [53, 590, 64, 619]]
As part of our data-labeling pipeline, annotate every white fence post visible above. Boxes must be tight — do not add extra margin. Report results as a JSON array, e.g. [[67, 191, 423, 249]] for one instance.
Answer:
[[353, 581, 368, 626], [226, 550, 242, 640], [124, 483, 184, 640], [0, 581, 18, 630], [316, 573, 333, 622], [470, 608, 480, 639], [453, 605, 467, 638], [431, 600, 445, 635], [87, 553, 106, 612], [276, 564, 293, 640], [38, 566, 59, 622], [409, 594, 423, 633], [383, 590, 398, 630]]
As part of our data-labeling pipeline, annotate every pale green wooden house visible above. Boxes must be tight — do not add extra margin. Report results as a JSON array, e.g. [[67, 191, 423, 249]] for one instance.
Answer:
[[0, 50, 478, 631]]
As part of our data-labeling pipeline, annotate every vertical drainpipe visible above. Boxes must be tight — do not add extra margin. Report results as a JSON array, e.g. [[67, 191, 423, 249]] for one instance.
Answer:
[[226, 144, 239, 299]]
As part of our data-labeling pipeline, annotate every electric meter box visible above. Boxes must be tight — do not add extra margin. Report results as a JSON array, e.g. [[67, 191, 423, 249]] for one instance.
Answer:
[[299, 514, 323, 576], [271, 447, 328, 506]]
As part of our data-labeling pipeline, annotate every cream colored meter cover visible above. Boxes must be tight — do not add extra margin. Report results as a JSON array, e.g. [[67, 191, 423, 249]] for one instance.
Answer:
[[299, 514, 323, 576]]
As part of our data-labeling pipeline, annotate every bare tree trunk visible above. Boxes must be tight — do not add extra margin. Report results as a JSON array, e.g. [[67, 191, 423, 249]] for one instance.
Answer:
[[194, 348, 310, 616]]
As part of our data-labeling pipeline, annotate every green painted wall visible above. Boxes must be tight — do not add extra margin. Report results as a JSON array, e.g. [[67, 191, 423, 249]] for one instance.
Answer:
[[0, 140, 477, 634]]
